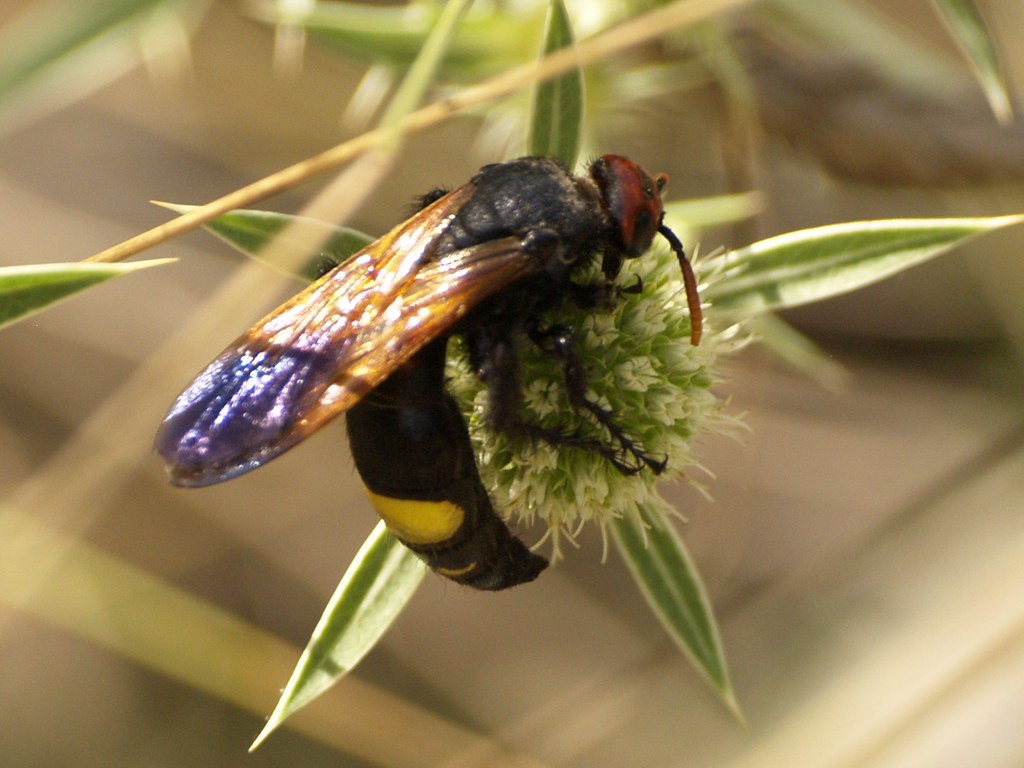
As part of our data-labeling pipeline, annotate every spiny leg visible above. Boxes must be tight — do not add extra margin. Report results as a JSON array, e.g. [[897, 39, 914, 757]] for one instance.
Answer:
[[468, 327, 658, 475], [527, 323, 667, 476]]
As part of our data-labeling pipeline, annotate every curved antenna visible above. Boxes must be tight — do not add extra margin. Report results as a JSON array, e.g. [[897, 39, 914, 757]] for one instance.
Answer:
[[657, 223, 703, 345]]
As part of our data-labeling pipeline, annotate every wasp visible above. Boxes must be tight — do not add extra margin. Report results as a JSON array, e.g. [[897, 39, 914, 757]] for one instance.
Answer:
[[156, 155, 702, 590]]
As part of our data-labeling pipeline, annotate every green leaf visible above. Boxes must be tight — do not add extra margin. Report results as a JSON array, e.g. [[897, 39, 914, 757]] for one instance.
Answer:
[[249, 0, 541, 78], [0, 0, 197, 132], [746, 313, 849, 390], [664, 191, 763, 230], [251, 522, 426, 751], [763, 1, 967, 91], [611, 500, 740, 717], [528, 0, 583, 165], [0, 259, 175, 330], [931, 0, 1012, 122], [156, 203, 372, 282], [377, 0, 475, 134], [706, 215, 1024, 318]]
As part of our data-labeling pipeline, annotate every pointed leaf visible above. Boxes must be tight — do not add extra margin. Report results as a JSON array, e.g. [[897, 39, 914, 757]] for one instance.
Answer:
[[377, 0, 475, 133], [0, 258, 175, 330], [249, 0, 540, 77], [932, 0, 1012, 122], [664, 191, 763, 231], [528, 0, 582, 165], [747, 313, 849, 390], [611, 499, 740, 716], [0, 0, 196, 133], [766, 0, 965, 89], [706, 215, 1024, 318], [251, 522, 426, 750], [156, 203, 372, 281]]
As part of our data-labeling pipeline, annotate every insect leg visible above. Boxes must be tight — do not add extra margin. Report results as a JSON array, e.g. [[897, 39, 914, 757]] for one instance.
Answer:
[[469, 325, 665, 476], [467, 325, 527, 434], [564, 274, 643, 310], [528, 323, 668, 476]]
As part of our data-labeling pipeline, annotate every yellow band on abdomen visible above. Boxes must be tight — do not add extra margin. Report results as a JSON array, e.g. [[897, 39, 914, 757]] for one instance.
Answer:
[[364, 488, 465, 545]]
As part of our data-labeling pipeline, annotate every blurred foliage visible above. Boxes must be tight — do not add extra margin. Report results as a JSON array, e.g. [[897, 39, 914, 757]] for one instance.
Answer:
[[1, 0, 1018, 182]]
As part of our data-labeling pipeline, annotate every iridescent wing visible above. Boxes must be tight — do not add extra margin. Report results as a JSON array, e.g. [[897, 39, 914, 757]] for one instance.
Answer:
[[156, 185, 538, 487]]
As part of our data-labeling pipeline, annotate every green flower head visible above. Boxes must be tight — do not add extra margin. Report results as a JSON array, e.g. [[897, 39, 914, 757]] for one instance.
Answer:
[[447, 245, 731, 558]]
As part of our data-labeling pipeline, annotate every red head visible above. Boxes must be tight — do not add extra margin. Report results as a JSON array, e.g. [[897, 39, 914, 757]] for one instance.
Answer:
[[589, 154, 668, 257], [589, 154, 702, 345]]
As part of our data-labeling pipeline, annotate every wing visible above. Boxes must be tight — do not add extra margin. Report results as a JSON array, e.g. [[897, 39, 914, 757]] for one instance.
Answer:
[[156, 185, 539, 487]]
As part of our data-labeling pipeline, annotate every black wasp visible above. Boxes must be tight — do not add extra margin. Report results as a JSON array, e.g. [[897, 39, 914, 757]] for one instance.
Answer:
[[156, 155, 702, 590]]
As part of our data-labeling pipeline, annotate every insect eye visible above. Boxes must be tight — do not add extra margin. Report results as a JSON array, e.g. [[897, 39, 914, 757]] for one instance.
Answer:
[[591, 154, 665, 257]]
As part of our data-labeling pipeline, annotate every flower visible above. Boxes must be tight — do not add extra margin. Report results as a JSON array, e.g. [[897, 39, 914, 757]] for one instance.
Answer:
[[447, 244, 735, 558]]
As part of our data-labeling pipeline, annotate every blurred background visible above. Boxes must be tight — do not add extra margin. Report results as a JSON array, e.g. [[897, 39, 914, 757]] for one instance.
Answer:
[[2, 0, 1024, 766]]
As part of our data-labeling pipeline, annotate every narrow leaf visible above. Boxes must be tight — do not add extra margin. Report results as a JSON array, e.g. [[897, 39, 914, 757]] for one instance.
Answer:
[[766, 0, 966, 89], [706, 215, 1024, 318], [249, 0, 539, 77], [0, 0, 194, 133], [747, 313, 849, 390], [931, 0, 1012, 122], [0, 258, 174, 330], [528, 0, 583, 165], [664, 191, 763, 231], [611, 500, 740, 716], [155, 203, 372, 281], [377, 0, 474, 133], [251, 522, 426, 750]]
